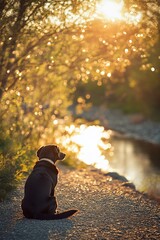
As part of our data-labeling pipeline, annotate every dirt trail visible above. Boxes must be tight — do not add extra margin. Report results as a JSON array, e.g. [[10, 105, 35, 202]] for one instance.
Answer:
[[0, 165, 160, 240]]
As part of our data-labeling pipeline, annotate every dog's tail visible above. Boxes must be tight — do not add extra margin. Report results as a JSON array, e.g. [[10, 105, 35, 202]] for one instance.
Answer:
[[33, 209, 78, 220]]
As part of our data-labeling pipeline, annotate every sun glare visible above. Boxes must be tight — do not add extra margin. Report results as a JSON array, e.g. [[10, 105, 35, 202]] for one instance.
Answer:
[[96, 0, 123, 21], [49, 0, 142, 27], [56, 124, 113, 172]]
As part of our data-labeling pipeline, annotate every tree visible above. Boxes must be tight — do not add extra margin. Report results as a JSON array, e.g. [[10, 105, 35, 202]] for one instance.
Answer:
[[0, 0, 95, 100], [0, 0, 97, 142]]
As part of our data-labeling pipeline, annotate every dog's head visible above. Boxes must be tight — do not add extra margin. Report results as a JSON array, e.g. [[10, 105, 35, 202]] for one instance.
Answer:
[[37, 145, 65, 163]]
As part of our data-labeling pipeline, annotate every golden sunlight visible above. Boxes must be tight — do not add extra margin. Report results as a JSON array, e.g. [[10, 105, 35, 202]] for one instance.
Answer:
[[57, 124, 113, 172], [96, 0, 142, 24], [96, 0, 123, 21], [49, 0, 142, 28]]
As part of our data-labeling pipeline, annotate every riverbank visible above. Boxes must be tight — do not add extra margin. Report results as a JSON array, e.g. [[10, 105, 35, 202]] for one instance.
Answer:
[[74, 106, 160, 144], [0, 165, 160, 240]]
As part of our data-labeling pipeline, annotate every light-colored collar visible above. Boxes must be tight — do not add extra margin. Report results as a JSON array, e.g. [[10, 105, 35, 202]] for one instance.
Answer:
[[39, 158, 55, 165]]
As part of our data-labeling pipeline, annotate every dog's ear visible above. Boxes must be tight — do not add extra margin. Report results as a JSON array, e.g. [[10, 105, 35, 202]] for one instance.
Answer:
[[54, 146, 66, 160], [37, 146, 44, 157]]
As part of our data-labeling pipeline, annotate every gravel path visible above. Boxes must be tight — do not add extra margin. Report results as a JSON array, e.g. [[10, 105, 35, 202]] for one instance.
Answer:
[[0, 165, 160, 240]]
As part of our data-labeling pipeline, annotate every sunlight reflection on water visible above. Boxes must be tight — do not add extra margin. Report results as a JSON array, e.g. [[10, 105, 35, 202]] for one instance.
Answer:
[[57, 124, 113, 171], [55, 123, 160, 198]]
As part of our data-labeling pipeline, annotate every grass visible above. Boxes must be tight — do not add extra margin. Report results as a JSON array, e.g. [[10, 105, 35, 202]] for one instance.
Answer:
[[0, 165, 17, 201]]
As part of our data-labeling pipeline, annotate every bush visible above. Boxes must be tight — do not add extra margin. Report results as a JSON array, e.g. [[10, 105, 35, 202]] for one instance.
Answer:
[[0, 123, 36, 201]]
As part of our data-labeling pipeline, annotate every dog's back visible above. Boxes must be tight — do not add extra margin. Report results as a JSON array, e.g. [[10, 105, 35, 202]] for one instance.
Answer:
[[21, 153, 78, 220], [22, 170, 77, 220], [22, 168, 56, 218]]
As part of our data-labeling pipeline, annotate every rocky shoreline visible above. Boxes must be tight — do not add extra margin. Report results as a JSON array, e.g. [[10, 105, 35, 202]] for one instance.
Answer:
[[75, 106, 160, 145]]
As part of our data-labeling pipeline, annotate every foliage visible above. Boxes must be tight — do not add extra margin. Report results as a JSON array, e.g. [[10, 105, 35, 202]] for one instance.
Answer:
[[73, 0, 160, 118], [0, 122, 35, 200]]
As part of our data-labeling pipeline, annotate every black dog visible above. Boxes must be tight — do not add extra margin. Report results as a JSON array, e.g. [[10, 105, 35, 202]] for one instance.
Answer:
[[21, 145, 77, 220]]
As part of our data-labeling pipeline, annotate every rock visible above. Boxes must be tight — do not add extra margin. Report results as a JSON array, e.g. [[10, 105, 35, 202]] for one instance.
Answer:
[[104, 172, 128, 182], [121, 182, 136, 190]]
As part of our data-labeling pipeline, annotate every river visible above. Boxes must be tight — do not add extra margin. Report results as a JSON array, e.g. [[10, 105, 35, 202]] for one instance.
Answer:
[[109, 132, 160, 198], [54, 123, 160, 199]]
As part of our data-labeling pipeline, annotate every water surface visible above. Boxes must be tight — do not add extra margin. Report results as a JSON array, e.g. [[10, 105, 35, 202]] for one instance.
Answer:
[[56, 123, 160, 198], [109, 133, 160, 196]]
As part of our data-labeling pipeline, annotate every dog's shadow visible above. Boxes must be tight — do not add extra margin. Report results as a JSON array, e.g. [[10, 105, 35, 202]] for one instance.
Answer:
[[5, 215, 75, 239]]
